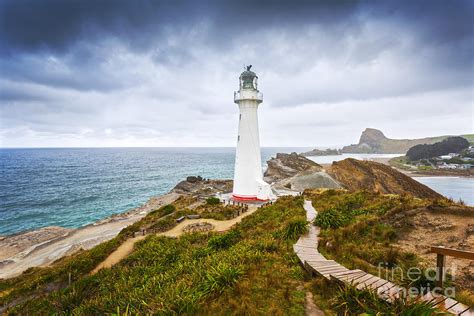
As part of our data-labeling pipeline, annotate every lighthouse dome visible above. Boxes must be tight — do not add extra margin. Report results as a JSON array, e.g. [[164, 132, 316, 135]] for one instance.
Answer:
[[239, 66, 258, 90], [240, 70, 257, 78]]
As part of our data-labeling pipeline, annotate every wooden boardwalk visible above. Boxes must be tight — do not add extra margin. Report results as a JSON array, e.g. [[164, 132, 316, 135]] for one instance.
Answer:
[[294, 200, 473, 315]]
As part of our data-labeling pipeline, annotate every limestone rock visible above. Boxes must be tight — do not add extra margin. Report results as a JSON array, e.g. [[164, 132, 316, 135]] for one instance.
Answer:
[[264, 152, 322, 182], [171, 177, 232, 196]]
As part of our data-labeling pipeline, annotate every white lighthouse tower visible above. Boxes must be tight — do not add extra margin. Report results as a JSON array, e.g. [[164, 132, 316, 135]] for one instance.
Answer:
[[232, 66, 273, 201]]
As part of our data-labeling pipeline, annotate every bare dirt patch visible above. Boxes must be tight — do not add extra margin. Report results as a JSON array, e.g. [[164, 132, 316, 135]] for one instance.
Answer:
[[389, 206, 474, 291]]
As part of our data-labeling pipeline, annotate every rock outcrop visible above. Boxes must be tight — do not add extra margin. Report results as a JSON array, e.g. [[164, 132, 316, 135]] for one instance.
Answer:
[[301, 148, 341, 157], [328, 158, 443, 199], [264, 152, 322, 182], [171, 176, 233, 196], [263, 153, 338, 191], [341, 128, 450, 154]]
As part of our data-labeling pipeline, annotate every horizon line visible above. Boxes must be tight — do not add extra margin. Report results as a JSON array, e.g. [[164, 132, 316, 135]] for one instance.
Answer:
[[0, 146, 320, 149]]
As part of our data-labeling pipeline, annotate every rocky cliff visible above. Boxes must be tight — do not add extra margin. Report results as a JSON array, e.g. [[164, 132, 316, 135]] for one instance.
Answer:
[[264, 152, 323, 182], [328, 158, 443, 199], [171, 176, 233, 196], [341, 128, 449, 154]]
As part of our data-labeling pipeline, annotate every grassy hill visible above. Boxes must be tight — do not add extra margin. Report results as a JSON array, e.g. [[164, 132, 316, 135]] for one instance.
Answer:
[[2, 191, 472, 314], [461, 134, 474, 143], [1, 196, 310, 314]]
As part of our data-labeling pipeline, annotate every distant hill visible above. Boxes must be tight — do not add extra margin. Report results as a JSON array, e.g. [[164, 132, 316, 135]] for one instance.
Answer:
[[341, 128, 474, 154], [406, 136, 470, 161]]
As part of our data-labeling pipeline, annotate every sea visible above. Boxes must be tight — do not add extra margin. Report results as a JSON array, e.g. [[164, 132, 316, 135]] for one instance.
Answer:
[[1, 148, 473, 235]]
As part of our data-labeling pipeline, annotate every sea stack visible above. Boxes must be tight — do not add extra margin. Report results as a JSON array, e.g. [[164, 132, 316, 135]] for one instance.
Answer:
[[232, 66, 273, 201]]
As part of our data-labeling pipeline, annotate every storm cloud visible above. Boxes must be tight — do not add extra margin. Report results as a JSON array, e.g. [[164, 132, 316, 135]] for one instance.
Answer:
[[0, 0, 472, 147]]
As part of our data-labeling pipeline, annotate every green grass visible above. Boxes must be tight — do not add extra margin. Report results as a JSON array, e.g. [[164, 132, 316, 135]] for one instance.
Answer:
[[0, 199, 189, 308], [5, 195, 309, 315], [198, 204, 244, 220], [305, 189, 474, 307], [5, 190, 468, 314], [206, 196, 220, 205], [461, 134, 474, 144], [306, 190, 431, 282], [0, 234, 124, 308], [330, 284, 440, 315]]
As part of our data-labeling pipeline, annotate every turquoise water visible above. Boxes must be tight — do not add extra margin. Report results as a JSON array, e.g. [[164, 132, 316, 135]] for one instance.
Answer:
[[0, 147, 306, 235], [307, 153, 402, 164], [413, 177, 474, 206], [1, 148, 472, 235]]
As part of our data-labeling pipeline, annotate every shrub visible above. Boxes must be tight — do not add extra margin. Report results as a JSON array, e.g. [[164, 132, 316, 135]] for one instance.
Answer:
[[5, 194, 309, 315], [149, 216, 176, 232], [207, 230, 240, 250], [150, 204, 176, 217], [201, 263, 243, 294], [281, 218, 308, 240], [330, 285, 440, 315], [206, 197, 220, 205], [314, 209, 349, 229], [406, 136, 469, 161]]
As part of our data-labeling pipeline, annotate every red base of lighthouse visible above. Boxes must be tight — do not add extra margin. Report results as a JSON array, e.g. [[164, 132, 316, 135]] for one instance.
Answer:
[[232, 194, 269, 202]]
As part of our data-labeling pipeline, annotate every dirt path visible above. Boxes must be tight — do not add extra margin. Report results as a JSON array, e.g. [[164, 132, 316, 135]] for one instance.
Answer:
[[90, 235, 146, 274], [91, 205, 259, 274]]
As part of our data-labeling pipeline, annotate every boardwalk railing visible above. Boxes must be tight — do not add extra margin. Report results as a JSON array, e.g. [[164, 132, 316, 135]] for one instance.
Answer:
[[431, 246, 474, 289]]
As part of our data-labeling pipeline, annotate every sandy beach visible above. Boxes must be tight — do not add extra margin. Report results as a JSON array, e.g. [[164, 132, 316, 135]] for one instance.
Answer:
[[0, 192, 179, 279]]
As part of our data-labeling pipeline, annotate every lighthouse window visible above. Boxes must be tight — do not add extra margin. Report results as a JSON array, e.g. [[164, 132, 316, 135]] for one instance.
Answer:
[[238, 135, 240, 141], [239, 114, 241, 120]]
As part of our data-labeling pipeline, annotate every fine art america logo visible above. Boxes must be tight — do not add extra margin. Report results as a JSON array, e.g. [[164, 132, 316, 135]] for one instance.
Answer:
[[377, 262, 457, 298]]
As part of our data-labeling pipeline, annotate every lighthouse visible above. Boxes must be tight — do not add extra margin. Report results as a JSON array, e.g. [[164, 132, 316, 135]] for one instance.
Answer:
[[232, 66, 273, 201]]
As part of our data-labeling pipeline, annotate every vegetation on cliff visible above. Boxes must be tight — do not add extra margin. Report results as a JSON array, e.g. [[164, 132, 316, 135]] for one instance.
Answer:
[[406, 136, 470, 161], [305, 189, 474, 308], [3, 188, 472, 314], [3, 196, 312, 314]]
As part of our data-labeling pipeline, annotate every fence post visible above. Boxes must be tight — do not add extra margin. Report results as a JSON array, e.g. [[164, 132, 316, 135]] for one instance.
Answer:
[[436, 254, 445, 290]]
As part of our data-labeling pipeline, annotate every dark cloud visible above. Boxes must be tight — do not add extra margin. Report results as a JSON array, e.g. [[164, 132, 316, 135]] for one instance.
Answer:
[[0, 0, 472, 147], [1, 0, 472, 54]]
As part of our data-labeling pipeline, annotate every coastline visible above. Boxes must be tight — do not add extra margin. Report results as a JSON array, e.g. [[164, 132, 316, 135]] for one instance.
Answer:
[[320, 157, 474, 178], [0, 192, 180, 279], [2, 155, 472, 279]]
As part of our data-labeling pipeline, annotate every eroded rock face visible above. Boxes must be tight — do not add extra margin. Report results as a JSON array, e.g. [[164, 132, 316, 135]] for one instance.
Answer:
[[328, 158, 443, 199], [171, 177, 233, 195], [289, 172, 341, 191], [0, 226, 72, 261], [264, 152, 322, 182], [358, 128, 387, 147]]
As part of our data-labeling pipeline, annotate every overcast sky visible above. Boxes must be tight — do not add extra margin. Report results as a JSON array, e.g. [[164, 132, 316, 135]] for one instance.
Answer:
[[0, 0, 472, 148]]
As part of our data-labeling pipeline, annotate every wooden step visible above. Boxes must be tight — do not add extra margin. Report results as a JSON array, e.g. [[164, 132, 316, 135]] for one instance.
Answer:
[[335, 271, 367, 283]]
